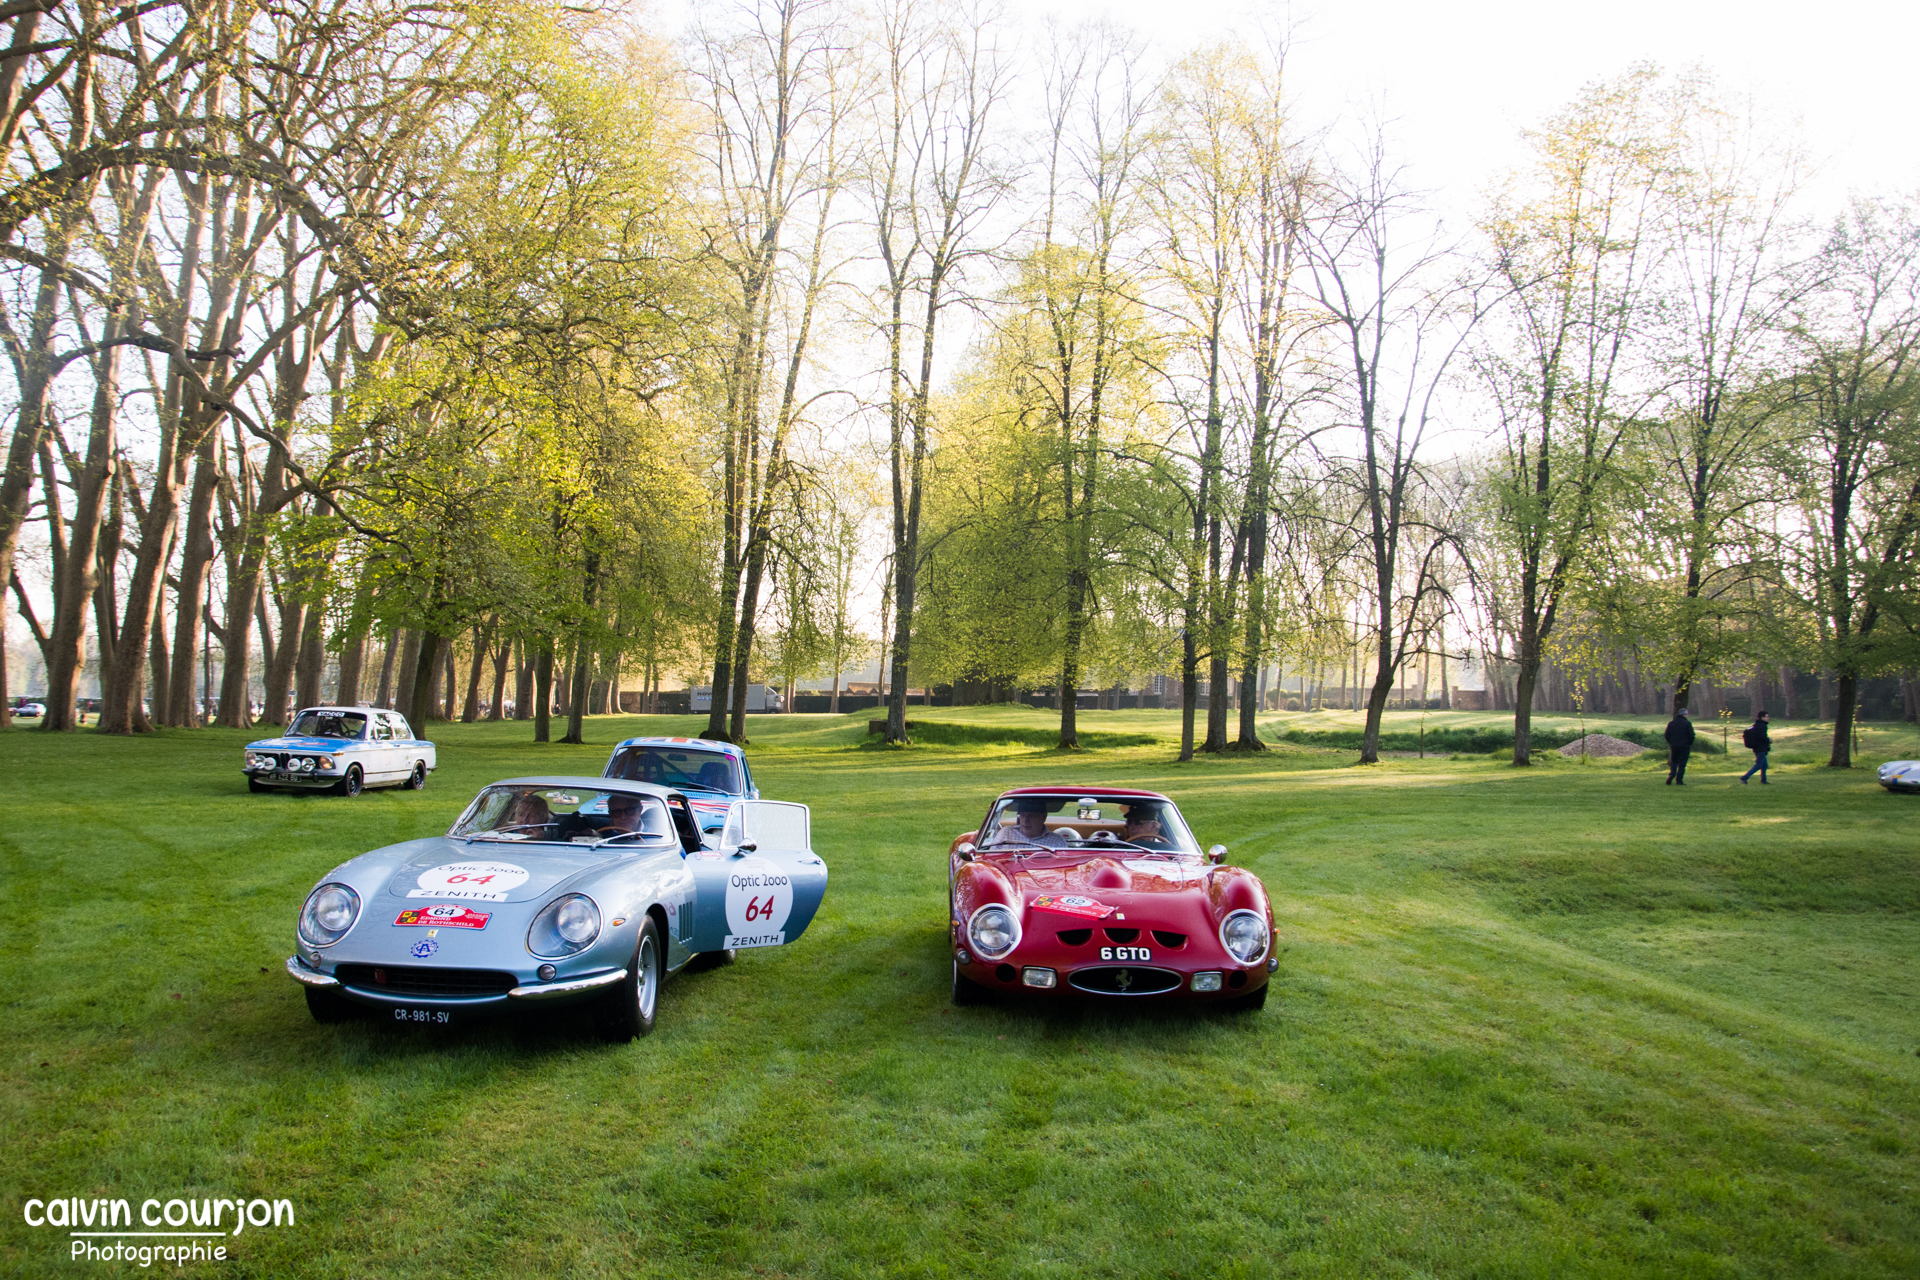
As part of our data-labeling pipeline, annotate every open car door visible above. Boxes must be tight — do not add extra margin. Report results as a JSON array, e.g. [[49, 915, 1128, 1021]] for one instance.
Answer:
[[686, 800, 829, 952]]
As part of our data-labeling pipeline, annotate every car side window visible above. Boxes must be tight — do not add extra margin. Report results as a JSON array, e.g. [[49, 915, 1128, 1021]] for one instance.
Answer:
[[388, 714, 411, 741], [373, 717, 393, 741]]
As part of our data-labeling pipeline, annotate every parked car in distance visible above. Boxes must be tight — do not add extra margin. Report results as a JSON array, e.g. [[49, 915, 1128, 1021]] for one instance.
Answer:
[[13, 700, 46, 718], [689, 684, 784, 714], [244, 706, 436, 796], [948, 787, 1276, 1010], [1876, 760, 1920, 792], [602, 736, 757, 836], [285, 776, 829, 1038]]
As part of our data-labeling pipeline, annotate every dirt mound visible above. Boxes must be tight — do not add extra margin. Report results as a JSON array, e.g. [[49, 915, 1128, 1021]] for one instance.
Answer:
[[1556, 733, 1652, 758]]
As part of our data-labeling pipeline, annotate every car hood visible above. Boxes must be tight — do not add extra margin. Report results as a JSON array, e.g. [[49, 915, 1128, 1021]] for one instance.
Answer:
[[352, 836, 624, 906], [1000, 854, 1209, 897], [247, 734, 361, 751], [969, 852, 1266, 924]]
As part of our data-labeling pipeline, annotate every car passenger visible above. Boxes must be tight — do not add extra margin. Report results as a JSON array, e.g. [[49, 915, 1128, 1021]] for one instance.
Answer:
[[989, 797, 1072, 848], [499, 793, 553, 834]]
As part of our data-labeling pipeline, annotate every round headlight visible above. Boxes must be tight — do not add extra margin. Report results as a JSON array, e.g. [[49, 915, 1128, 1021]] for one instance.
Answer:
[[299, 883, 361, 948], [968, 903, 1019, 958], [1220, 910, 1270, 964], [319, 755, 335, 769], [527, 894, 602, 958], [556, 897, 599, 944]]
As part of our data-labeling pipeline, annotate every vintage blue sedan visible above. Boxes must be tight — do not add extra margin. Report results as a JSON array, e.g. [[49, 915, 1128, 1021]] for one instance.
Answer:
[[285, 776, 828, 1039], [243, 706, 436, 796], [601, 735, 757, 836]]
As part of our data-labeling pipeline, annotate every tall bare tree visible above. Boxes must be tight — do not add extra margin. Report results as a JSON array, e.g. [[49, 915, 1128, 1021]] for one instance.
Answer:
[[870, 0, 1009, 745], [1305, 134, 1485, 763]]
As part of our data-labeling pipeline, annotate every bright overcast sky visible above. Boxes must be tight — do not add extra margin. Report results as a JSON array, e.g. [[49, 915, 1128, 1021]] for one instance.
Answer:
[[1031, 0, 1917, 225]]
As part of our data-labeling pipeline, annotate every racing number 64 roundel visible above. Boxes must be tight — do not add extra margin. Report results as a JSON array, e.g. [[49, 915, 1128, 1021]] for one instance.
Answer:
[[687, 800, 825, 952]]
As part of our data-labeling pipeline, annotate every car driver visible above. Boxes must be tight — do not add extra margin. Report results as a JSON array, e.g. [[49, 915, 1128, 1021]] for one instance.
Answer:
[[1121, 804, 1174, 848]]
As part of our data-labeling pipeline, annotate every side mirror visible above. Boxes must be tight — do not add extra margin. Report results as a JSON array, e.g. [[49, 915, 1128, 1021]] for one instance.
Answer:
[[956, 841, 976, 863], [1207, 844, 1228, 865], [731, 841, 757, 858]]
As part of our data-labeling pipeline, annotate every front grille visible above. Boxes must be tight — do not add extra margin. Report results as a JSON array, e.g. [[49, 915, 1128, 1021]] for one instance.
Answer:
[[335, 965, 517, 998], [1068, 966, 1183, 996], [1103, 927, 1139, 944], [1057, 929, 1093, 946], [1151, 930, 1187, 949]]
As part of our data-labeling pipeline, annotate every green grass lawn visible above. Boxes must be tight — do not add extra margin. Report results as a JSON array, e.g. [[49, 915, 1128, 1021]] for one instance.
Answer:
[[2, 708, 1917, 1278]]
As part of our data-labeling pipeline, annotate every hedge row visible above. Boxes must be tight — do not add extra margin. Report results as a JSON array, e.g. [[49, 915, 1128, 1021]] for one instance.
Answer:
[[864, 720, 1162, 749], [1271, 725, 1724, 755]]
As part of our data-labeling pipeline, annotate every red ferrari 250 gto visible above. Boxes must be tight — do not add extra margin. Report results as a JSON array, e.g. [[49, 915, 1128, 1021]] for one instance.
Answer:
[[948, 786, 1275, 1010]]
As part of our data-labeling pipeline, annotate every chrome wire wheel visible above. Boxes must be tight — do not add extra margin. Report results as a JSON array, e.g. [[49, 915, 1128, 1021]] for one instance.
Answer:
[[636, 929, 658, 1024]]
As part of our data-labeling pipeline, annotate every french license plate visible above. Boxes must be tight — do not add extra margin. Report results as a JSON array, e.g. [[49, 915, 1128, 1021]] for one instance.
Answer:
[[1100, 946, 1151, 961], [392, 1007, 452, 1025]]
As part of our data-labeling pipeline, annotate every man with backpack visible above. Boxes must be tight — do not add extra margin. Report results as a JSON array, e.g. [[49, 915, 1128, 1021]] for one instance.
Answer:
[[1664, 707, 1696, 785], [1741, 710, 1772, 784]]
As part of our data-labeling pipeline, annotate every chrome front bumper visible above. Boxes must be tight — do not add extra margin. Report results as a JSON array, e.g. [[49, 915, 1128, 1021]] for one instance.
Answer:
[[285, 955, 625, 1002]]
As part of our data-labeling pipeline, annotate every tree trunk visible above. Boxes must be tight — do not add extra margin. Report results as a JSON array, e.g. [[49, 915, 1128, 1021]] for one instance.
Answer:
[[564, 636, 592, 744], [1829, 672, 1857, 768], [42, 338, 122, 733], [166, 439, 220, 726], [534, 642, 553, 742], [407, 631, 446, 731], [375, 632, 396, 709], [1179, 622, 1199, 763], [441, 639, 458, 720], [295, 600, 326, 712], [488, 629, 510, 720], [1780, 665, 1799, 720], [1511, 655, 1540, 766], [514, 636, 533, 721], [727, 538, 769, 744], [148, 600, 170, 729], [391, 628, 420, 723], [334, 576, 374, 706], [461, 620, 486, 722]]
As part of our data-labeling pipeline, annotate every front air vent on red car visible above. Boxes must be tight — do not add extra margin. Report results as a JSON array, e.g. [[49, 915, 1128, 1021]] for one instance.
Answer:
[[1057, 929, 1093, 946], [1103, 927, 1139, 944], [1150, 931, 1187, 949]]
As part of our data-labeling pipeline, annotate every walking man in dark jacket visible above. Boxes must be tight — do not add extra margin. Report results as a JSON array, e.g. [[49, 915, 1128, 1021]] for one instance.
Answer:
[[1741, 710, 1772, 784], [1664, 707, 1696, 785]]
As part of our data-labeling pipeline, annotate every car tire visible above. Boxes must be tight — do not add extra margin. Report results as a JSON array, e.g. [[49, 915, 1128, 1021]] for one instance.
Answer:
[[336, 765, 363, 797], [685, 948, 736, 972], [304, 986, 358, 1023], [248, 778, 271, 794], [596, 916, 662, 1042], [1224, 982, 1269, 1013], [951, 959, 990, 1006], [403, 761, 426, 791]]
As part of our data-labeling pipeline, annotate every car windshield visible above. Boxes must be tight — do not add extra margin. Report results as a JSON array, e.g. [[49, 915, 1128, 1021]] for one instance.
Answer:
[[605, 745, 743, 795], [290, 710, 367, 739], [451, 785, 677, 847], [980, 795, 1199, 855]]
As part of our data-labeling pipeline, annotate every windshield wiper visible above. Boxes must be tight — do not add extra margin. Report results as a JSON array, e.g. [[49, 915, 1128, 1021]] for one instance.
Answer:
[[465, 824, 562, 844], [674, 782, 728, 794]]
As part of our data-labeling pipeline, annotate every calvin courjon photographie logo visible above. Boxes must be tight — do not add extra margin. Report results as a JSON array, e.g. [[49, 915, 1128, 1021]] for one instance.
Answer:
[[21, 1194, 294, 1267]]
